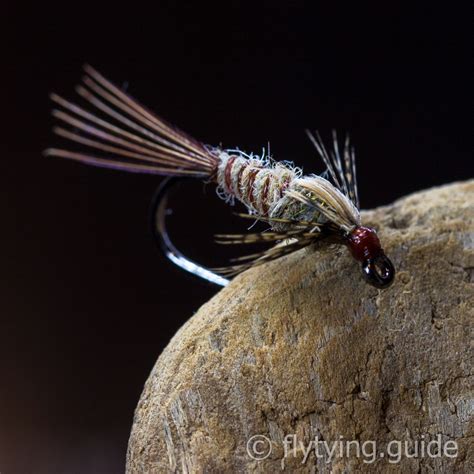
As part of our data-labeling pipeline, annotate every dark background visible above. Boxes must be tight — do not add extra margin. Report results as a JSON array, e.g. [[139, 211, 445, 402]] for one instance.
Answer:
[[3, 2, 471, 473]]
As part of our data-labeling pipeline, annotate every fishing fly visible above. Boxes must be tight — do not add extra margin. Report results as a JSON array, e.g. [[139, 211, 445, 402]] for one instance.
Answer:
[[45, 65, 395, 289]]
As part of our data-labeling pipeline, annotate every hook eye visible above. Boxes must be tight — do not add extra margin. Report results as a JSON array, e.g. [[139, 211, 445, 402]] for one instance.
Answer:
[[361, 254, 395, 289]]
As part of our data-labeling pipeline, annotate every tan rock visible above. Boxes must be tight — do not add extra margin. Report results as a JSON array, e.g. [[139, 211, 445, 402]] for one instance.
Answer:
[[127, 181, 474, 473]]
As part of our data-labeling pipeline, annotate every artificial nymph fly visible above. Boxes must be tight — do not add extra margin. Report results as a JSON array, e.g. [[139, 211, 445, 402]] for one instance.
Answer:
[[45, 65, 395, 289]]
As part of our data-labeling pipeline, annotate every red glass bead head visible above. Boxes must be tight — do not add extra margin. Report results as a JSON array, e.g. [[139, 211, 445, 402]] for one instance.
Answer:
[[347, 226, 383, 262]]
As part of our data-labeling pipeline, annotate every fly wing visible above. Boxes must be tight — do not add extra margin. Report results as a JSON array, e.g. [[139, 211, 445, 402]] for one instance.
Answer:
[[305, 130, 360, 209]]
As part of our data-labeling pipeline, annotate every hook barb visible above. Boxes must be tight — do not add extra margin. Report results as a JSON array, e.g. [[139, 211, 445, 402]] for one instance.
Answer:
[[150, 177, 230, 287]]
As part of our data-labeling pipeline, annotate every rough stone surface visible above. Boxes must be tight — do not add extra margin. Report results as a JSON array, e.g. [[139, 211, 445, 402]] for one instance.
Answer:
[[127, 181, 474, 473]]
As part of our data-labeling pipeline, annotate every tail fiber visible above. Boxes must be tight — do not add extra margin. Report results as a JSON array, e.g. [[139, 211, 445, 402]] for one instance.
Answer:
[[44, 65, 219, 178]]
